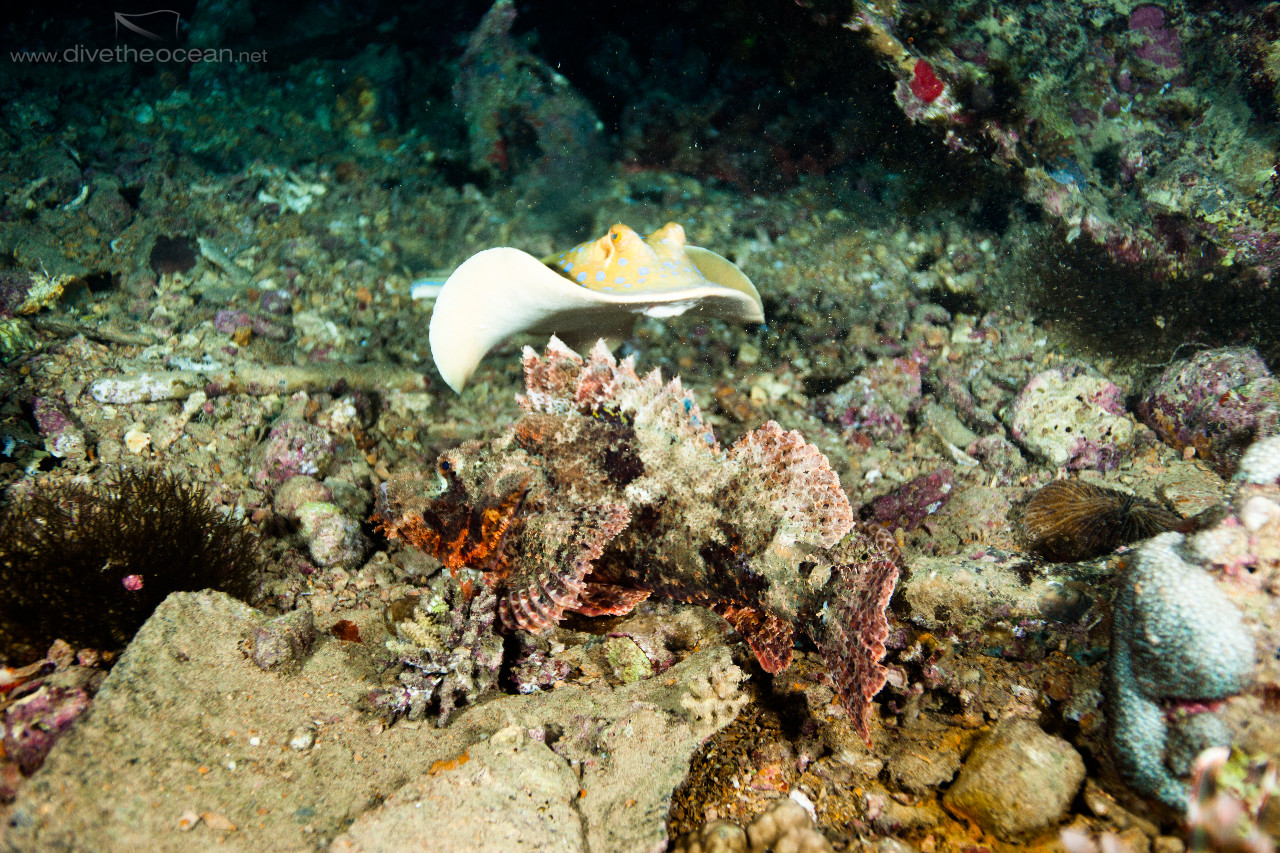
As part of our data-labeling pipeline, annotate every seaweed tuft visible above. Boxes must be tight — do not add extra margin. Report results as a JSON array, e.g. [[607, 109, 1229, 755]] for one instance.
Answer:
[[0, 470, 261, 664]]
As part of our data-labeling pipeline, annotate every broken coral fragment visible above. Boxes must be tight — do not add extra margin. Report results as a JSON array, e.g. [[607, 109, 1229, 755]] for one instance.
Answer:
[[428, 223, 763, 393], [376, 336, 899, 742]]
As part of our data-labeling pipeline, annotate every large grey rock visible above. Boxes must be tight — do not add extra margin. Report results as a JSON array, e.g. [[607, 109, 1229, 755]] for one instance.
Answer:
[[943, 716, 1085, 840], [4, 591, 745, 853], [331, 725, 584, 852]]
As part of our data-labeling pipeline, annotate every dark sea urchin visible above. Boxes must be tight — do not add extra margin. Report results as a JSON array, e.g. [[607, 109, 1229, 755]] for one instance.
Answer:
[[0, 471, 260, 664], [1019, 480, 1181, 563]]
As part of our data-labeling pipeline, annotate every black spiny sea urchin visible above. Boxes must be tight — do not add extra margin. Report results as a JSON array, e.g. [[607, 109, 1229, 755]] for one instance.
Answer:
[[1019, 479, 1181, 563], [0, 470, 260, 664]]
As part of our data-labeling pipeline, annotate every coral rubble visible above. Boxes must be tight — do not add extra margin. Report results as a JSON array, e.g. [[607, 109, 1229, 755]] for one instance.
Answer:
[[371, 569, 504, 725], [375, 337, 901, 742]]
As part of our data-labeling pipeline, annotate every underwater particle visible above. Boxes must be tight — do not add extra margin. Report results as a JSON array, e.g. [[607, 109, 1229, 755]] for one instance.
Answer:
[[910, 60, 945, 103], [0, 470, 260, 664], [148, 236, 197, 276], [1019, 480, 1181, 562], [1107, 532, 1256, 812]]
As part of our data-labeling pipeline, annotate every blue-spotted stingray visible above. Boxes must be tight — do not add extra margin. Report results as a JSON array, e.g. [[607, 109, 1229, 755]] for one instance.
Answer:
[[427, 223, 763, 393], [375, 337, 901, 743]]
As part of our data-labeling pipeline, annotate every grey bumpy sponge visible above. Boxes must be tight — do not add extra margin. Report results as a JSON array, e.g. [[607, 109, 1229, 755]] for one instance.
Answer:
[[1107, 532, 1255, 811]]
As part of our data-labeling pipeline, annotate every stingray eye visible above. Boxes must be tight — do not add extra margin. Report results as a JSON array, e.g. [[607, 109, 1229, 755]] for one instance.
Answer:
[[611, 229, 621, 242]]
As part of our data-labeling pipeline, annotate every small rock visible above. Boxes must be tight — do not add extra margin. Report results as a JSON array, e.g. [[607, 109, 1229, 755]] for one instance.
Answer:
[[1010, 366, 1132, 471], [200, 811, 236, 832], [289, 725, 316, 751], [249, 608, 317, 673], [943, 716, 1085, 840], [603, 636, 653, 684], [272, 475, 332, 518], [295, 501, 369, 569]]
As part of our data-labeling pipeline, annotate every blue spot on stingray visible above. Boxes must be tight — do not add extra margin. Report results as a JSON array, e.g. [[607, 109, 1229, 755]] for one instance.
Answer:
[[638, 266, 649, 275], [617, 257, 628, 266], [614, 276, 626, 284], [563, 261, 573, 271], [595, 271, 605, 282], [576, 272, 587, 283]]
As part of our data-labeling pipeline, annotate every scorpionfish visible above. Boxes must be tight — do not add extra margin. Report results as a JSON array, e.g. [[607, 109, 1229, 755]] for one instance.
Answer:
[[374, 337, 900, 743]]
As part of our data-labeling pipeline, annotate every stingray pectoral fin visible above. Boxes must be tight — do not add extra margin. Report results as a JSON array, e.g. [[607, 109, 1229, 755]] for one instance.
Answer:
[[429, 247, 611, 393], [686, 247, 763, 322]]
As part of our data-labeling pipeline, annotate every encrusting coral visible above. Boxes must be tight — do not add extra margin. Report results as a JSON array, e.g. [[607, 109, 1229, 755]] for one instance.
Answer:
[[375, 337, 901, 742]]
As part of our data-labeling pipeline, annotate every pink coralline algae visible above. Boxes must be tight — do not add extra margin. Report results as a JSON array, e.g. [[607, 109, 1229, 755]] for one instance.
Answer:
[[910, 60, 946, 103], [1136, 347, 1280, 477], [862, 469, 954, 532], [251, 414, 338, 488], [375, 337, 902, 743], [1, 642, 98, 802], [1129, 6, 1183, 72]]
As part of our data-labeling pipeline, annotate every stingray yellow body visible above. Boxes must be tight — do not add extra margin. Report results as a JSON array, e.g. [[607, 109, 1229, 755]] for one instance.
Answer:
[[428, 222, 763, 393], [550, 223, 707, 293]]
